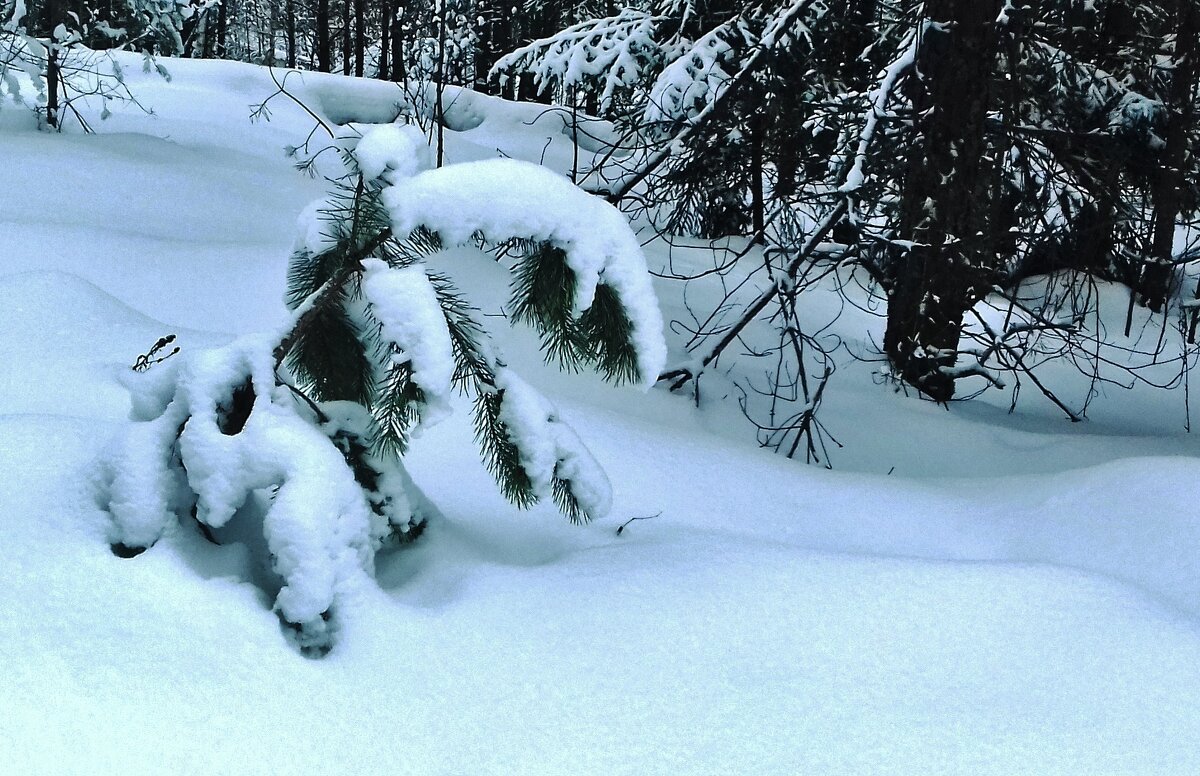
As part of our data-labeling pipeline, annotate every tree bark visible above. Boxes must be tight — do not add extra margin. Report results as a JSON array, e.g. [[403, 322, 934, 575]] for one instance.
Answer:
[[883, 0, 1004, 402], [217, 0, 228, 58], [42, 0, 65, 129], [391, 6, 405, 83], [286, 0, 297, 68], [379, 0, 392, 80]]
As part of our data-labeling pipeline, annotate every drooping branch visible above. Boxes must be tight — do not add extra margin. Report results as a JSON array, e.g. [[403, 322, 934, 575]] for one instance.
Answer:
[[273, 227, 394, 369]]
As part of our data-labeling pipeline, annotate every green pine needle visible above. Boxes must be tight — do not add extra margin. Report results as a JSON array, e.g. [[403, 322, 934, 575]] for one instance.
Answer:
[[371, 358, 423, 456], [472, 390, 538, 510], [285, 288, 374, 404], [579, 283, 641, 384], [551, 477, 588, 525]]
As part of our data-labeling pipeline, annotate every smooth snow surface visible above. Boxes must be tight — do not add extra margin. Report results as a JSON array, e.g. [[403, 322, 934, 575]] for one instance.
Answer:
[[4, 52, 1200, 775]]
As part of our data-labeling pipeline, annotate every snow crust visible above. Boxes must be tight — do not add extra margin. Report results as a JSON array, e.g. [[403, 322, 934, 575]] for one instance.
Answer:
[[379, 157, 668, 385]]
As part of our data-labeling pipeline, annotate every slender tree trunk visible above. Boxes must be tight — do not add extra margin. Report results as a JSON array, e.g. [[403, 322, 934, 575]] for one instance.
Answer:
[[379, 0, 392, 80], [217, 0, 228, 58], [316, 0, 331, 70], [201, 11, 214, 58], [341, 0, 351, 74], [436, 1, 447, 166], [391, 6, 405, 83], [42, 0, 65, 129], [286, 0, 297, 68], [883, 0, 1004, 402], [317, 0, 331, 71], [1143, 0, 1199, 311], [354, 0, 365, 77], [749, 110, 765, 243]]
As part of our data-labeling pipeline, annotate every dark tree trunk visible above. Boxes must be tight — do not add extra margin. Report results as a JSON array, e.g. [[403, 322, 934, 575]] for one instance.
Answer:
[[749, 110, 766, 243], [217, 0, 228, 58], [436, 4, 447, 166], [883, 0, 1004, 402], [379, 0, 391, 80], [43, 0, 65, 128], [317, 0, 331, 71], [341, 0, 351, 74], [354, 0, 365, 77], [391, 9, 405, 83], [286, 0, 297, 68], [1143, 1, 1199, 311]]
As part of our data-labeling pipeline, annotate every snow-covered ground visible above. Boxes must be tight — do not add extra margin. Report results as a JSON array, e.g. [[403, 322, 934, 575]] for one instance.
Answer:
[[4, 54, 1200, 774]]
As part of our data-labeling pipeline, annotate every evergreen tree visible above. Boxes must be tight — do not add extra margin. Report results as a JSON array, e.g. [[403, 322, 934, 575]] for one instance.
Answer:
[[98, 123, 667, 654]]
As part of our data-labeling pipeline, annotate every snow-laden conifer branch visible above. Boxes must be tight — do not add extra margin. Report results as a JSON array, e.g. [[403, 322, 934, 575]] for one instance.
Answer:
[[377, 157, 667, 386], [491, 9, 670, 110], [839, 27, 919, 195], [605, 0, 824, 203], [100, 335, 433, 654]]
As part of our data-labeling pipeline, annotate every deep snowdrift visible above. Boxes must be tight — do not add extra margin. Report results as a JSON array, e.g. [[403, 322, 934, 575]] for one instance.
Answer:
[[3, 53, 1200, 774]]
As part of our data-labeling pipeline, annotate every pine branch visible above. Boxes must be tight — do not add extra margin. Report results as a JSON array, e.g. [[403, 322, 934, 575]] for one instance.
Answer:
[[472, 390, 537, 509], [273, 226, 394, 370]]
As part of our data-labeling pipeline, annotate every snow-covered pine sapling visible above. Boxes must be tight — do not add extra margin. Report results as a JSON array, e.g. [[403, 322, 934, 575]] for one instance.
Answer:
[[97, 122, 666, 655]]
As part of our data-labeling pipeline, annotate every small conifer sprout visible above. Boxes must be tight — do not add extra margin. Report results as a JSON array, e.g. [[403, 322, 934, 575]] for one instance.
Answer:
[[97, 123, 666, 653]]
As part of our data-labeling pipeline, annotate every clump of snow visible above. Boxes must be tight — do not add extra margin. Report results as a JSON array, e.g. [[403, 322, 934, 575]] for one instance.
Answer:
[[293, 197, 341, 258], [95, 396, 191, 550], [100, 335, 376, 630], [360, 258, 454, 429], [379, 157, 667, 385], [494, 369, 612, 519], [352, 123, 432, 184]]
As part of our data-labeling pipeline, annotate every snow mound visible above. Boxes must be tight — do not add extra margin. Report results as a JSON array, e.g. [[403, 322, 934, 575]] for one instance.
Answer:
[[352, 123, 431, 184]]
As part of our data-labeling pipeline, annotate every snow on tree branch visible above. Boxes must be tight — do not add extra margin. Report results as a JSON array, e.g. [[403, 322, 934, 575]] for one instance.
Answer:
[[839, 26, 920, 195], [376, 156, 667, 386], [491, 9, 670, 110]]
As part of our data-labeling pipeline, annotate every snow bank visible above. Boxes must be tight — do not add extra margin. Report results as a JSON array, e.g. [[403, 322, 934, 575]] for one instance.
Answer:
[[7, 50, 1200, 776]]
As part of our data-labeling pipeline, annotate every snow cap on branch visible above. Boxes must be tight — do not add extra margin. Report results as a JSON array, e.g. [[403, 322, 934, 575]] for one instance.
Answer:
[[377, 156, 668, 386], [353, 123, 433, 185], [360, 259, 455, 429]]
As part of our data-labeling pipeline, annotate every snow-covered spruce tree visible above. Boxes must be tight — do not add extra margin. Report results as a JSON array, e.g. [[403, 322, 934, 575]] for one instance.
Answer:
[[97, 123, 666, 654]]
